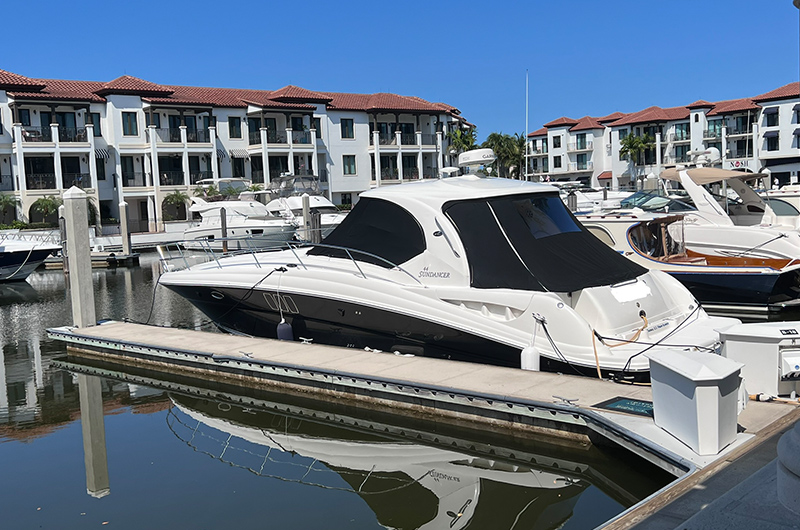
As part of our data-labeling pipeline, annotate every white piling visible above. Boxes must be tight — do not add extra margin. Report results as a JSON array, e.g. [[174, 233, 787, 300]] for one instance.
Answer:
[[78, 373, 110, 498], [302, 193, 311, 241], [118, 201, 132, 256], [63, 186, 96, 328]]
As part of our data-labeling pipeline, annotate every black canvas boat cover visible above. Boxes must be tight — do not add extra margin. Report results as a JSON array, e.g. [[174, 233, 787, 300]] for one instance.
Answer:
[[308, 197, 426, 267], [444, 192, 646, 292]]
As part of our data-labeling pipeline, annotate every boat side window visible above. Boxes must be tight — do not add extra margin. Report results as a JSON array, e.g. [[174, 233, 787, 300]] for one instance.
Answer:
[[764, 197, 800, 216]]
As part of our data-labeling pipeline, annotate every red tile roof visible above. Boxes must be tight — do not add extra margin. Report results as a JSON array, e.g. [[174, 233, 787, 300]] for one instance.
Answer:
[[687, 99, 714, 109], [543, 116, 580, 128], [753, 82, 800, 103], [9, 78, 106, 102], [95, 75, 173, 96], [706, 97, 759, 116], [0, 69, 45, 91], [597, 111, 626, 123], [527, 127, 547, 137], [597, 171, 612, 180], [270, 85, 332, 103], [570, 116, 604, 131], [610, 105, 689, 126]]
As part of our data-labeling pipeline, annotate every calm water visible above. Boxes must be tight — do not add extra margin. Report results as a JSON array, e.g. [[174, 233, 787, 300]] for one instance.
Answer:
[[0, 255, 675, 529]]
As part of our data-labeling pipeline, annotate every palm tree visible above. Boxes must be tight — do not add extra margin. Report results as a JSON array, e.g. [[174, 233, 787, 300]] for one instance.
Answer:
[[446, 128, 478, 160], [0, 193, 19, 225], [506, 133, 527, 179], [619, 133, 654, 189], [32, 195, 63, 225], [162, 190, 190, 221], [481, 132, 510, 176]]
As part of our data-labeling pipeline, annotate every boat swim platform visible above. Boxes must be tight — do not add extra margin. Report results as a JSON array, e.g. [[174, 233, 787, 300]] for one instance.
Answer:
[[47, 321, 800, 528]]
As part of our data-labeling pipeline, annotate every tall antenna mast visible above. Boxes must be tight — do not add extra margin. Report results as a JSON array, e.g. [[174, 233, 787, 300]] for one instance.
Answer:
[[525, 69, 529, 180]]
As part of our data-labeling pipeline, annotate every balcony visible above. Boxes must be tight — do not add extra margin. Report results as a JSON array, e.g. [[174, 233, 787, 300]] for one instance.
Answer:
[[268, 130, 286, 144], [0, 174, 13, 191], [567, 161, 593, 172], [703, 129, 722, 139], [421, 134, 437, 146], [529, 147, 548, 155], [187, 128, 210, 143], [729, 151, 752, 160], [404, 167, 420, 178], [59, 127, 88, 143], [251, 170, 264, 184], [567, 141, 593, 152], [159, 171, 185, 186], [26, 173, 56, 190], [727, 125, 753, 136], [423, 166, 439, 179], [155, 128, 182, 143], [318, 169, 328, 183], [668, 132, 691, 142], [373, 133, 396, 146], [20, 127, 53, 142], [190, 171, 213, 185], [122, 172, 147, 187], [291, 131, 311, 144], [63, 173, 89, 188], [401, 134, 416, 146]]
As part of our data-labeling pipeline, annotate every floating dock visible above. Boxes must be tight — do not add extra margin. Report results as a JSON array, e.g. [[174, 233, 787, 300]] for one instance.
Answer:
[[48, 320, 800, 528], [44, 252, 140, 269]]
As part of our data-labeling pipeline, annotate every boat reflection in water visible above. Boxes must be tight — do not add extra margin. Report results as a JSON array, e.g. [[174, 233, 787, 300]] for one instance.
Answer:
[[166, 391, 667, 530]]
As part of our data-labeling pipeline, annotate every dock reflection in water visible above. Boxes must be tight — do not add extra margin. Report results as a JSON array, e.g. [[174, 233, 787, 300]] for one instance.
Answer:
[[0, 254, 671, 528]]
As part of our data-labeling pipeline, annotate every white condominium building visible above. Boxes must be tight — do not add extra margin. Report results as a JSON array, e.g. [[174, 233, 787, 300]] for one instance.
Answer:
[[0, 69, 467, 231], [526, 82, 800, 190]]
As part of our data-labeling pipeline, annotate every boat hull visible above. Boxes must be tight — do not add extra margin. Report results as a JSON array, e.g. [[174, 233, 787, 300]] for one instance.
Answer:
[[669, 269, 800, 310], [0, 248, 55, 281]]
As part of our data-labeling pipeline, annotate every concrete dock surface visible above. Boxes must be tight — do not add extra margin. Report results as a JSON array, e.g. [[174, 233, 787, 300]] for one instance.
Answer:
[[49, 321, 800, 529]]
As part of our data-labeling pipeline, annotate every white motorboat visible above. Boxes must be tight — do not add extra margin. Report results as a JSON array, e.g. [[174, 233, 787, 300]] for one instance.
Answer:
[[183, 198, 296, 251], [577, 211, 800, 312], [554, 182, 633, 213], [265, 194, 346, 240], [0, 237, 60, 281], [637, 167, 800, 260], [160, 149, 738, 381]]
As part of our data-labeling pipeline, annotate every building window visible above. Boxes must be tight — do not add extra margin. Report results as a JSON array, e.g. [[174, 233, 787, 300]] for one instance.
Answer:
[[19, 109, 31, 126], [576, 153, 587, 170], [145, 113, 160, 128], [530, 139, 537, 151], [542, 138, 548, 153], [767, 134, 780, 151], [576, 133, 586, 150], [542, 158, 549, 172], [675, 144, 690, 162], [532, 158, 538, 171], [96, 158, 106, 180], [122, 112, 138, 136], [232, 158, 245, 177], [343, 155, 356, 175], [552, 135, 561, 149], [313, 118, 321, 137], [89, 113, 101, 137], [341, 118, 354, 139], [341, 193, 352, 206], [674, 123, 690, 141], [291, 116, 304, 131], [766, 111, 779, 127], [229, 117, 242, 139], [553, 155, 562, 169]]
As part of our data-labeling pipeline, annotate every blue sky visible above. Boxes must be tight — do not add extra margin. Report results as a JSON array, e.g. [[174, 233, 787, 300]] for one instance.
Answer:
[[5, 0, 800, 142]]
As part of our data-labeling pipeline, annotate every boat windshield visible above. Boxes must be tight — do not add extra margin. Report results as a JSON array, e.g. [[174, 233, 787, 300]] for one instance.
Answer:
[[619, 191, 695, 212], [444, 192, 646, 292]]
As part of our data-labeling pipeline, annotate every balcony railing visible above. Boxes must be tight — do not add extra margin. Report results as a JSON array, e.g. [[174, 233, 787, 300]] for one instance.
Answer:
[[668, 132, 691, 142], [269, 169, 285, 180], [529, 147, 548, 155], [187, 128, 210, 143], [423, 166, 439, 179], [729, 151, 752, 160], [727, 125, 753, 136], [567, 161, 593, 172], [292, 131, 311, 144], [380, 168, 399, 179], [0, 174, 13, 191], [26, 173, 56, 190], [190, 171, 213, 185], [155, 128, 182, 143], [59, 127, 88, 143], [251, 170, 264, 184], [567, 141, 593, 152], [20, 127, 53, 142], [377, 133, 396, 146], [63, 172, 90, 188], [122, 172, 147, 187], [401, 134, 416, 146], [703, 129, 722, 139], [404, 168, 419, 178], [159, 171, 185, 186], [421, 134, 437, 146], [248, 131, 261, 145]]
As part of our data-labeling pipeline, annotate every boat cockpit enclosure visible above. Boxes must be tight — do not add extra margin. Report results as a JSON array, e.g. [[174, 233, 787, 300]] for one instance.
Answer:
[[310, 190, 646, 292]]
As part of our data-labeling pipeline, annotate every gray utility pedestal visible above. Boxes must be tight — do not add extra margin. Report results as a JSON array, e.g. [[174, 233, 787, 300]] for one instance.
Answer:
[[647, 350, 743, 456], [721, 322, 800, 397]]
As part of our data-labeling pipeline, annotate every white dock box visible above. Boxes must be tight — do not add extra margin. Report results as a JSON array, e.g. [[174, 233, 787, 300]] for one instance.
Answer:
[[647, 350, 743, 456], [720, 322, 800, 397]]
